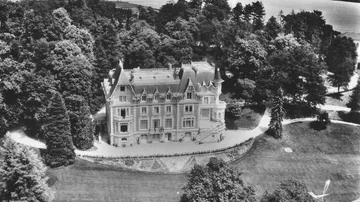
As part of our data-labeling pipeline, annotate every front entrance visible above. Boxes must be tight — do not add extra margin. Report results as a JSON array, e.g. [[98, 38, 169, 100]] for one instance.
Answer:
[[139, 134, 147, 144], [183, 132, 191, 142]]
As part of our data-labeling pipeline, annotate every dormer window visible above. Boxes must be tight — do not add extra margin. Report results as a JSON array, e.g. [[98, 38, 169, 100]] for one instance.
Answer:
[[187, 92, 192, 100], [141, 94, 146, 102], [166, 93, 171, 100], [153, 88, 159, 102]]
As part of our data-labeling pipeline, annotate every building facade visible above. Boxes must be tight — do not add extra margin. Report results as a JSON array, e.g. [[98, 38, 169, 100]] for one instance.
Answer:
[[102, 61, 226, 147]]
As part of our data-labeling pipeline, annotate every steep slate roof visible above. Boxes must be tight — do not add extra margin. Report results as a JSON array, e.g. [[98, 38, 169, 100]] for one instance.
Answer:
[[105, 61, 220, 99]]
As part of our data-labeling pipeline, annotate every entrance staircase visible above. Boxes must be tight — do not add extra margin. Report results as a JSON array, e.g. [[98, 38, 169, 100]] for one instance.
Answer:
[[196, 122, 226, 144]]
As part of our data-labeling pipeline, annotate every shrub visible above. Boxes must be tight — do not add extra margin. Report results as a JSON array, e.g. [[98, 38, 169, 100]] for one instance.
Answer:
[[261, 178, 316, 202], [310, 111, 331, 131], [181, 158, 256, 202]]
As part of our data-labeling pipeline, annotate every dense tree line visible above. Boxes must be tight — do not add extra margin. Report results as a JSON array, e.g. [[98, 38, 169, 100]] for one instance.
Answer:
[[0, 0, 358, 167]]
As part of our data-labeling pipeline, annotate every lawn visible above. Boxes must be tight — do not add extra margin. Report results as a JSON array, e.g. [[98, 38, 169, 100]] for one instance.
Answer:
[[49, 159, 187, 202], [231, 122, 360, 202]]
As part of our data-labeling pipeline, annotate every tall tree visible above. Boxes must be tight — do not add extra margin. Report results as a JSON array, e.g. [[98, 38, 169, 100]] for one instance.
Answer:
[[268, 35, 326, 107], [347, 79, 360, 113], [163, 17, 198, 64], [181, 157, 256, 202], [65, 95, 94, 150], [250, 1, 265, 31], [326, 36, 357, 92], [0, 57, 25, 136], [43, 90, 75, 167], [0, 136, 54, 201], [327, 57, 355, 92], [267, 87, 285, 139], [283, 10, 326, 52], [202, 0, 231, 21], [50, 40, 93, 100], [232, 2, 244, 23], [228, 37, 267, 80], [265, 16, 282, 39], [119, 20, 161, 69]]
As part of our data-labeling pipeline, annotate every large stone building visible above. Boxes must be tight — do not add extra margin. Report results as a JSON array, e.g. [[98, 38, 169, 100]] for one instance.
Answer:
[[102, 61, 226, 147]]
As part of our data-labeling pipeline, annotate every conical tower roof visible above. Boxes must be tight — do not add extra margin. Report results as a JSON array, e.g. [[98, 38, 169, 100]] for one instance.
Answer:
[[213, 67, 223, 83]]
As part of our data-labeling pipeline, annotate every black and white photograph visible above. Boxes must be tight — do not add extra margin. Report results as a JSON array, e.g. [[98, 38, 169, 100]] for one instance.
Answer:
[[0, 0, 359, 201]]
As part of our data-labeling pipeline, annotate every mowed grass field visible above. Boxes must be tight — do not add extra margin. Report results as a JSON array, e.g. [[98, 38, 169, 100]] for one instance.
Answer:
[[231, 122, 360, 202], [49, 159, 187, 202]]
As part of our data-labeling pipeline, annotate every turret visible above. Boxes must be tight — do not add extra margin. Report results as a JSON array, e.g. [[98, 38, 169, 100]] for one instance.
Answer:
[[213, 68, 223, 105]]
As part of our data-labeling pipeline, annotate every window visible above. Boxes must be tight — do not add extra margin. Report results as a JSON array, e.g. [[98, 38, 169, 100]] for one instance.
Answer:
[[204, 97, 209, 104], [121, 138, 127, 141], [140, 120, 148, 130], [119, 96, 126, 102], [153, 119, 160, 129], [185, 105, 193, 113], [120, 123, 128, 132], [120, 109, 126, 117], [141, 94, 146, 102], [141, 107, 147, 114], [165, 106, 172, 113], [154, 94, 159, 101], [166, 93, 171, 100], [120, 86, 125, 91], [153, 106, 160, 114], [187, 92, 192, 99], [183, 117, 194, 128], [165, 119, 172, 128]]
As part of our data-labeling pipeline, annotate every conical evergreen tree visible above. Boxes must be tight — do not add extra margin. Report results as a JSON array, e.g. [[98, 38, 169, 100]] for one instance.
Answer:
[[0, 136, 54, 201], [347, 79, 360, 123], [268, 87, 285, 139], [65, 95, 94, 150], [347, 79, 360, 112], [43, 91, 75, 167]]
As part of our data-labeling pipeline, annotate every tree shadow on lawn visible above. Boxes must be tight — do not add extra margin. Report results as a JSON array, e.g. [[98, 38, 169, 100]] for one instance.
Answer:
[[326, 92, 344, 100], [225, 105, 266, 130], [338, 111, 360, 124], [309, 121, 328, 131]]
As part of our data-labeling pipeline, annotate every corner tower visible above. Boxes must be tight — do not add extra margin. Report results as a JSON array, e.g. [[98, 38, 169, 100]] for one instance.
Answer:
[[212, 67, 226, 122]]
